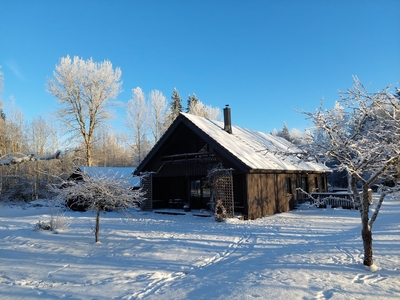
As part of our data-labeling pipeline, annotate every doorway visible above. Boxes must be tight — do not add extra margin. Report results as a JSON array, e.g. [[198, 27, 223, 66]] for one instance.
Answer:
[[189, 178, 210, 209]]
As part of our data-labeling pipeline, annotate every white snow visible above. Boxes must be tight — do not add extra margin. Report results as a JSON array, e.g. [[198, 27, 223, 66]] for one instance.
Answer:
[[1, 195, 399, 299], [181, 112, 330, 172]]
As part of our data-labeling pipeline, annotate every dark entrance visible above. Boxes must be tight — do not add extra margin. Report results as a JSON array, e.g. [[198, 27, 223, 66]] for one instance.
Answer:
[[189, 178, 211, 209]]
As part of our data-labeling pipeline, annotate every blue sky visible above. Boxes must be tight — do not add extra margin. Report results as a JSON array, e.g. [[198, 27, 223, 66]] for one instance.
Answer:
[[1, 0, 399, 133]]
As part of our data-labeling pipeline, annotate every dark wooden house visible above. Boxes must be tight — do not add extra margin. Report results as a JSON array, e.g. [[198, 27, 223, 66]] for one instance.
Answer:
[[134, 106, 331, 219]]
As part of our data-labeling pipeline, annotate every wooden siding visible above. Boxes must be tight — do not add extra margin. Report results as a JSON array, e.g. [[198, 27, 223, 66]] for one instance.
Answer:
[[246, 173, 291, 219], [245, 172, 328, 219]]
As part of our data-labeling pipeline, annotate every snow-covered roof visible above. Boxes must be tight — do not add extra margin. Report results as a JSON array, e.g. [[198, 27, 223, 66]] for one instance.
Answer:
[[78, 166, 141, 187], [181, 112, 330, 172]]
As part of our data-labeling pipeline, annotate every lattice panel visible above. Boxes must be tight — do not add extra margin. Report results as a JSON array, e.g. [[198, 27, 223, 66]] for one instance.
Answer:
[[211, 169, 234, 218]]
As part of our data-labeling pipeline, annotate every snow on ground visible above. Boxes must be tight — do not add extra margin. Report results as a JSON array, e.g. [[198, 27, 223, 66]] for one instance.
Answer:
[[0, 196, 399, 300]]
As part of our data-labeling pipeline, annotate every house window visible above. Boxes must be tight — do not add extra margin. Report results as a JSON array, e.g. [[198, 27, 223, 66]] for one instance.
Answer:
[[314, 177, 319, 191], [321, 176, 326, 191], [285, 178, 292, 194]]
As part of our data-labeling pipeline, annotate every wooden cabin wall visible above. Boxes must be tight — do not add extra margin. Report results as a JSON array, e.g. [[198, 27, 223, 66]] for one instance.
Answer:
[[307, 174, 328, 193], [246, 173, 297, 219], [246, 173, 273, 219]]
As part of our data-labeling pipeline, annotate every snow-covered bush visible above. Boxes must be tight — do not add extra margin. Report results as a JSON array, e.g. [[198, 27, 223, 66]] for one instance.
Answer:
[[51, 169, 144, 242], [34, 208, 70, 232], [34, 220, 52, 231], [49, 209, 71, 231]]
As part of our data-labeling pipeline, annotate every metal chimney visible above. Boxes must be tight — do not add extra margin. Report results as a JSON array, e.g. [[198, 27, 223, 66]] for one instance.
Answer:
[[223, 105, 232, 134]]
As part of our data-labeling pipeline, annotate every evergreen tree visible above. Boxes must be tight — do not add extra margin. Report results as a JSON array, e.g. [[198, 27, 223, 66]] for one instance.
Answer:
[[169, 87, 183, 120], [282, 122, 291, 142]]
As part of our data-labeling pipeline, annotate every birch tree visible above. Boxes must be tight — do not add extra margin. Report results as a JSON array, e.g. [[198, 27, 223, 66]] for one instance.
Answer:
[[126, 87, 149, 165], [302, 77, 400, 266], [148, 89, 167, 143], [47, 55, 122, 166]]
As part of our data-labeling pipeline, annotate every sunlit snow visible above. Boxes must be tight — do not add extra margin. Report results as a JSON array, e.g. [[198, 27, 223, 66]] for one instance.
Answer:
[[0, 195, 399, 299]]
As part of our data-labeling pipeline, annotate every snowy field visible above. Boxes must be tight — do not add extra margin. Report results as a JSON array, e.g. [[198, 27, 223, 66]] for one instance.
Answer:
[[1, 196, 399, 300]]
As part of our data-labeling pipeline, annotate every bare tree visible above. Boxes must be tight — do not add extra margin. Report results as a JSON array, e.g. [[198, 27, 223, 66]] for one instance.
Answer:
[[148, 89, 167, 143], [26, 116, 58, 156], [52, 169, 143, 242], [4, 98, 25, 153], [91, 127, 132, 167], [126, 87, 149, 165], [302, 77, 400, 266], [47, 55, 122, 166]]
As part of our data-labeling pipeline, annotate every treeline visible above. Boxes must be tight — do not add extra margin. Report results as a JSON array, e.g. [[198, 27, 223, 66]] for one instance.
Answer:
[[0, 59, 221, 201]]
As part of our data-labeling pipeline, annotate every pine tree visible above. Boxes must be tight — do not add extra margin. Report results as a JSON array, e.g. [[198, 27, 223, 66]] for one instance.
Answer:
[[170, 87, 183, 120], [281, 122, 291, 142]]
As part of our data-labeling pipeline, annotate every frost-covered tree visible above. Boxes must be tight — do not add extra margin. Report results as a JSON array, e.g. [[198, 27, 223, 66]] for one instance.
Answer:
[[188, 100, 221, 121], [302, 77, 400, 266], [126, 87, 149, 165], [52, 169, 143, 242], [395, 87, 400, 100], [271, 123, 306, 145], [281, 122, 291, 141], [186, 93, 199, 113], [148, 89, 167, 143], [47, 55, 122, 166]]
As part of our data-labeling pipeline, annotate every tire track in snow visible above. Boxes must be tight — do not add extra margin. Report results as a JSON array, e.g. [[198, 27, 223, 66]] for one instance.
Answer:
[[125, 271, 187, 299], [196, 235, 252, 269], [124, 234, 254, 299]]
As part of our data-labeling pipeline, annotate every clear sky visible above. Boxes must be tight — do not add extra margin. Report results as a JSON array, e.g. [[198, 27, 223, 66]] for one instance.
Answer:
[[1, 0, 399, 134]]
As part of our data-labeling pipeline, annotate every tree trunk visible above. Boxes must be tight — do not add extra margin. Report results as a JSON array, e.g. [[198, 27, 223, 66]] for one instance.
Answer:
[[361, 185, 373, 266], [362, 224, 373, 266], [95, 209, 100, 243], [86, 142, 92, 167]]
